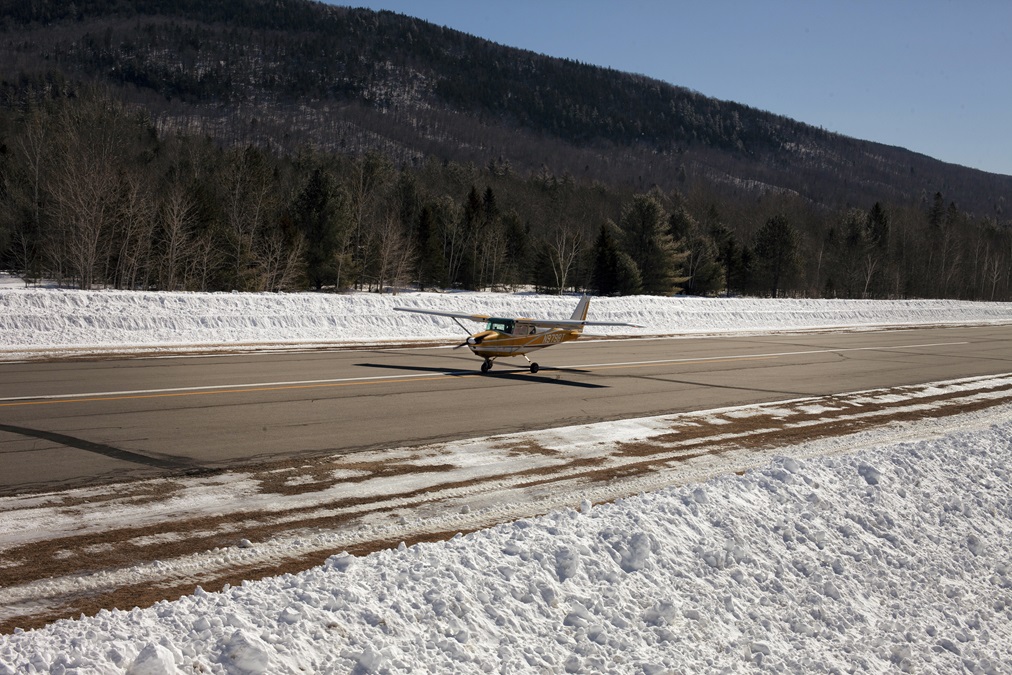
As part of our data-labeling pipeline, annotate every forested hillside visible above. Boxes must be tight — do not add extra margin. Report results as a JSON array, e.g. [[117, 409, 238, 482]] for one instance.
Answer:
[[0, 0, 1009, 300]]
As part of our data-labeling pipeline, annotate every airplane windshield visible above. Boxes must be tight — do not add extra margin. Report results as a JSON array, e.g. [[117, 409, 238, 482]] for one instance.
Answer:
[[487, 318, 514, 334]]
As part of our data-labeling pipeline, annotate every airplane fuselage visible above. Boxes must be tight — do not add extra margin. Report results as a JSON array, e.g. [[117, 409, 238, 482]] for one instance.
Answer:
[[467, 326, 582, 359]]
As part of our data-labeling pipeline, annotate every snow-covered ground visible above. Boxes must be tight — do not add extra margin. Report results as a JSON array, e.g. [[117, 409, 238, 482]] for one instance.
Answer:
[[1, 276, 1011, 673], [2, 414, 1010, 674]]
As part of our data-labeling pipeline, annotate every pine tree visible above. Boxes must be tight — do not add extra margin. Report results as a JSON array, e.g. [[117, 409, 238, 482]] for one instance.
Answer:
[[709, 221, 740, 296], [415, 203, 447, 289], [753, 215, 801, 297], [293, 168, 340, 290], [619, 194, 686, 295], [590, 222, 641, 295], [501, 210, 531, 289], [867, 202, 890, 250]]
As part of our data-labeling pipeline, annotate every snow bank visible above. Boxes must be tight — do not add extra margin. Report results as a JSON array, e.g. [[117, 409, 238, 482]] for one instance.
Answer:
[[2, 420, 1010, 673], [1, 282, 1010, 359]]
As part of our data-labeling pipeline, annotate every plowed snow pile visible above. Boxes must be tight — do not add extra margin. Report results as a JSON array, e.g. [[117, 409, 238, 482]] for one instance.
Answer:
[[2, 281, 1010, 360], [2, 418, 1010, 673]]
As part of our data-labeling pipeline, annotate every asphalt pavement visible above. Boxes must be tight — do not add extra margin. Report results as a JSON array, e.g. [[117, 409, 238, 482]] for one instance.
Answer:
[[1, 325, 1009, 494]]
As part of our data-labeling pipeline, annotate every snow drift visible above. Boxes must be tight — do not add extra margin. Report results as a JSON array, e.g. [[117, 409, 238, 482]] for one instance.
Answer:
[[1, 419, 1010, 673], [2, 284, 1010, 359]]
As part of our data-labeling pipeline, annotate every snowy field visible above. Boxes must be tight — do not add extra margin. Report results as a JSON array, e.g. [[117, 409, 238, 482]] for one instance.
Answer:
[[1, 276, 1011, 673]]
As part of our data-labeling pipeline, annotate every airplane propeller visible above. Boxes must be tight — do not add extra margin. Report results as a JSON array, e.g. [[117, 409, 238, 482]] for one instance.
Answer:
[[448, 317, 488, 349], [453, 334, 484, 349]]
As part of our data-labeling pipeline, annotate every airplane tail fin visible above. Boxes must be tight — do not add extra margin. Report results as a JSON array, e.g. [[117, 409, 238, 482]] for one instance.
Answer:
[[570, 295, 591, 327]]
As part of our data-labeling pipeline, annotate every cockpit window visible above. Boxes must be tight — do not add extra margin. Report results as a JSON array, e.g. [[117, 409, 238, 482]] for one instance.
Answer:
[[487, 318, 515, 334]]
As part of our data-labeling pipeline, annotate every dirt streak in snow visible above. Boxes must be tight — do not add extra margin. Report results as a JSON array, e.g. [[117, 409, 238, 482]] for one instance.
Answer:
[[1, 374, 1010, 633]]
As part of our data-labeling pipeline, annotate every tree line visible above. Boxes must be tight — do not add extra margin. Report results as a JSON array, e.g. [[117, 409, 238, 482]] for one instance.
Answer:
[[1, 88, 1010, 301]]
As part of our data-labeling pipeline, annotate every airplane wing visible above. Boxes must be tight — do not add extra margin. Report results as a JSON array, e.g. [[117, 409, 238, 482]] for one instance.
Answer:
[[523, 318, 644, 329], [393, 306, 491, 322], [394, 306, 642, 328]]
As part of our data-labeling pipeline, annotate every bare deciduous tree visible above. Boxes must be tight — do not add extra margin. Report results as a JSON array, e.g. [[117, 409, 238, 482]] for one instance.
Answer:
[[259, 229, 306, 292], [349, 153, 393, 290], [221, 146, 275, 291], [374, 216, 416, 293], [48, 103, 124, 289], [543, 223, 584, 294], [113, 174, 156, 289], [158, 182, 198, 291]]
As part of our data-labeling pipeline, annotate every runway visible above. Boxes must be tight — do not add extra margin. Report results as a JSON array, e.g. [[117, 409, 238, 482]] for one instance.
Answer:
[[1, 324, 1010, 495]]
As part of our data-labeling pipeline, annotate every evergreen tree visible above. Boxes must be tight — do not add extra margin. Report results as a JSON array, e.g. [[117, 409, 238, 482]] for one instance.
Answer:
[[458, 184, 483, 289], [590, 223, 620, 295], [293, 168, 340, 290], [590, 222, 641, 296], [483, 185, 498, 222], [868, 202, 890, 250], [394, 172, 422, 238], [753, 215, 801, 297], [415, 203, 448, 289], [501, 209, 531, 289], [619, 193, 686, 295], [928, 192, 946, 229], [709, 222, 740, 296]]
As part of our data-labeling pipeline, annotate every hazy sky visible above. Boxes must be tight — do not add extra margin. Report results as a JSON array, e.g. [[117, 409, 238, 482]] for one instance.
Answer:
[[334, 1, 1011, 177]]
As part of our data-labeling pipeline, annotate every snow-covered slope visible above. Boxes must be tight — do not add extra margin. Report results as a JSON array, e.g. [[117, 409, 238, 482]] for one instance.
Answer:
[[1, 419, 1009, 673]]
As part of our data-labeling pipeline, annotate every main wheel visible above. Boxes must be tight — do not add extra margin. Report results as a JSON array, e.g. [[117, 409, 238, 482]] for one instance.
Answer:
[[529, 362, 539, 374], [481, 360, 492, 373]]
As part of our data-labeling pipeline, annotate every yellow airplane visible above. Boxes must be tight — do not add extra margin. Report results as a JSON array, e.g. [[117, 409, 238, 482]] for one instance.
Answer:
[[394, 295, 640, 374]]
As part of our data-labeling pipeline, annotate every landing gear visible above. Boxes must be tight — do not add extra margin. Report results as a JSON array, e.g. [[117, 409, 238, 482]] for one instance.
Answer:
[[478, 356, 538, 374]]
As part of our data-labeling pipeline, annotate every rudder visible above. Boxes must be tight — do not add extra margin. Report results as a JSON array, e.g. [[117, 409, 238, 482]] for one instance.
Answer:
[[570, 295, 590, 323]]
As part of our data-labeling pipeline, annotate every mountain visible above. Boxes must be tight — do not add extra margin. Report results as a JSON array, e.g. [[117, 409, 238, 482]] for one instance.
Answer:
[[1, 0, 1010, 302], [2, 0, 1009, 218]]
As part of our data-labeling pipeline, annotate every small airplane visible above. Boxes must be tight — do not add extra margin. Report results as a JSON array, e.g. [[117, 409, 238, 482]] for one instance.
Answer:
[[394, 295, 641, 374]]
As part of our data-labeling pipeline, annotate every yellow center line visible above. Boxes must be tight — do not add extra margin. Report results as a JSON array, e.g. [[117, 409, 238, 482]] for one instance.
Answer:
[[0, 374, 465, 408]]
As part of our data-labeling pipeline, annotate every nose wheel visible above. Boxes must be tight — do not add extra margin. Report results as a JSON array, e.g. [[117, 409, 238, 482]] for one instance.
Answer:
[[481, 359, 493, 373]]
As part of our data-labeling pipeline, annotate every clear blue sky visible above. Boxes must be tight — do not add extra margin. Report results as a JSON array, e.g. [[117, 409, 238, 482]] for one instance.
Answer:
[[333, 1, 1011, 177]]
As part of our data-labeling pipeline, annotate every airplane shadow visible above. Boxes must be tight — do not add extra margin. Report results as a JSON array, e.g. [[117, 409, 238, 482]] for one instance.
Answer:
[[355, 363, 607, 389]]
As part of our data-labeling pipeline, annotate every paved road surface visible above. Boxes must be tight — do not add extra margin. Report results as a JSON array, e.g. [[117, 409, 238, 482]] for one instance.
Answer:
[[1, 325, 1010, 494]]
